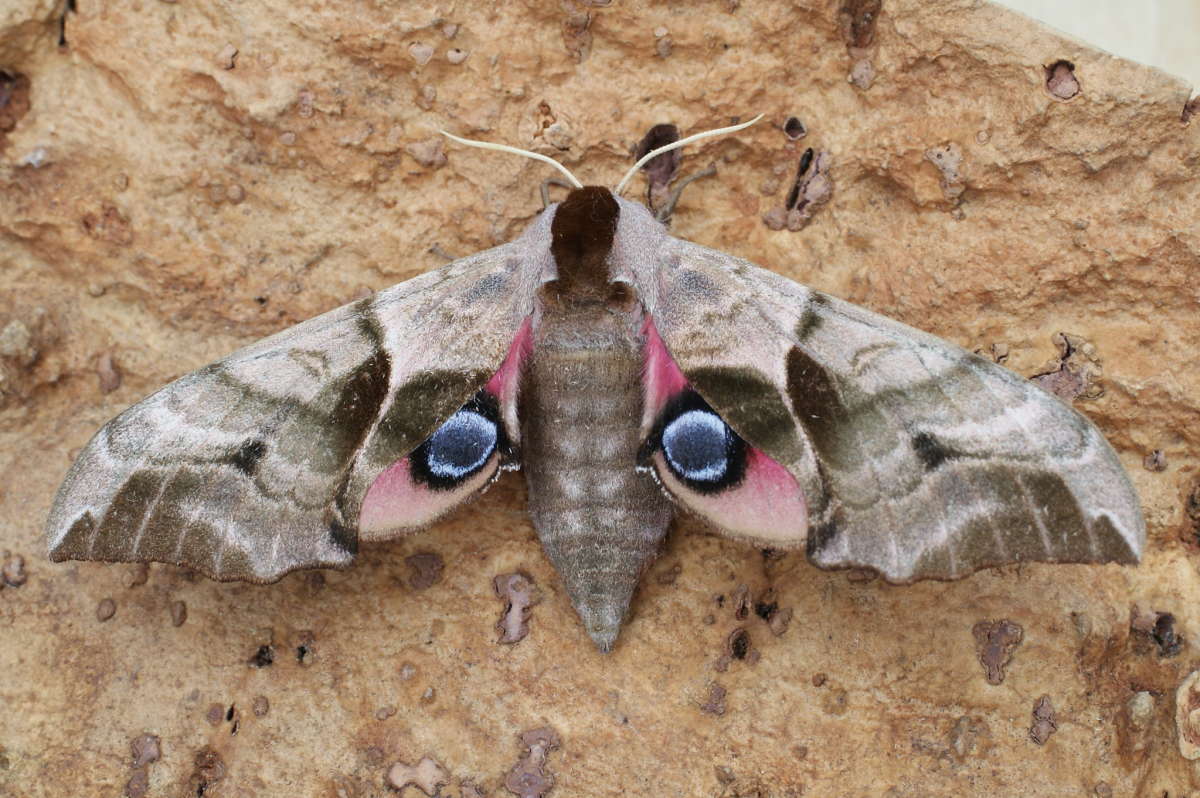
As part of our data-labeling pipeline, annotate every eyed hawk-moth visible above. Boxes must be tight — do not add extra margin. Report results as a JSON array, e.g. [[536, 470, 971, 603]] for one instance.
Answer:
[[44, 122, 1144, 652]]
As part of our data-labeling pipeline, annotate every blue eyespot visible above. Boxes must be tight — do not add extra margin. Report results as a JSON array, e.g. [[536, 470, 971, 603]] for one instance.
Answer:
[[647, 390, 747, 494], [411, 392, 506, 490], [662, 409, 732, 483], [425, 411, 496, 478]]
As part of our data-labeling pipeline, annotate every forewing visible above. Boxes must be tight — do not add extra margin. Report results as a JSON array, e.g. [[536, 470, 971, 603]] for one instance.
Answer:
[[46, 244, 537, 582], [643, 238, 1144, 582]]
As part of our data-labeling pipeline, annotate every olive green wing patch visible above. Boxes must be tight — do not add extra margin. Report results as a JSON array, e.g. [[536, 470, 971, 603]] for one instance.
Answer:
[[46, 245, 532, 582], [647, 238, 1144, 582]]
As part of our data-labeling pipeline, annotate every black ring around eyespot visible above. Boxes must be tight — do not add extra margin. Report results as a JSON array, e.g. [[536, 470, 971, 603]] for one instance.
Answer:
[[641, 389, 747, 495], [410, 391, 511, 491]]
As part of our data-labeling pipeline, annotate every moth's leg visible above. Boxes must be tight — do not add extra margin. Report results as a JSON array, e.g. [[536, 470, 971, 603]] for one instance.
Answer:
[[654, 164, 717, 223], [540, 177, 577, 209]]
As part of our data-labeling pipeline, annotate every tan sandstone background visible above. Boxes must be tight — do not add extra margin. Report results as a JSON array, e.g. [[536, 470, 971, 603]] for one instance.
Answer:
[[1, 1, 1199, 796]]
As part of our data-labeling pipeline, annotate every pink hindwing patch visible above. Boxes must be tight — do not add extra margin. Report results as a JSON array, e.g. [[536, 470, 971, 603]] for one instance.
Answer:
[[359, 456, 497, 538], [359, 319, 533, 539], [641, 317, 808, 546]]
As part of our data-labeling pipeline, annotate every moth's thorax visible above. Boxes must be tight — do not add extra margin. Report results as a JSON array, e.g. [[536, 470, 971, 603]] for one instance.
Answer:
[[520, 298, 672, 652]]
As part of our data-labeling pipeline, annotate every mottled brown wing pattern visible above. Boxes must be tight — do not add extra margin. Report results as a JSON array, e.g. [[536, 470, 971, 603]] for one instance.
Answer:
[[46, 243, 537, 582], [646, 238, 1144, 582]]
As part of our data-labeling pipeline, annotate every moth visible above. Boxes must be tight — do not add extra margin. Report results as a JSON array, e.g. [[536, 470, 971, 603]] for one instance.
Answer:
[[45, 120, 1144, 651]]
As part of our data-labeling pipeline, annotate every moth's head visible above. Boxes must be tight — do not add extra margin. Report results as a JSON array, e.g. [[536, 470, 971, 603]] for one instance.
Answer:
[[440, 117, 763, 310]]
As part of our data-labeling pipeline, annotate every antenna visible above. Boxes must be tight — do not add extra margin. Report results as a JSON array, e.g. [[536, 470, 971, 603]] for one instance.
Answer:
[[438, 130, 584, 189], [439, 114, 764, 198]]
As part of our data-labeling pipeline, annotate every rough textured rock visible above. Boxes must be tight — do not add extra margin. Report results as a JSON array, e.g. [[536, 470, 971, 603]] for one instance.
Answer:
[[1, 0, 1198, 795]]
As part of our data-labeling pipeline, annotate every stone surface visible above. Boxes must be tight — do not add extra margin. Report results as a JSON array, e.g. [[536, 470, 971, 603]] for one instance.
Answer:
[[1, 0, 1198, 795]]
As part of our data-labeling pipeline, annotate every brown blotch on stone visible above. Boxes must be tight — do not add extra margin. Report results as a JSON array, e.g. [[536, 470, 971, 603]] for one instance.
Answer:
[[130, 734, 161, 768], [767, 149, 834, 230], [189, 747, 225, 795], [753, 588, 778, 621], [1, 551, 26, 587], [123, 562, 149, 588], [0, 72, 32, 151], [96, 597, 117, 622], [1142, 449, 1167, 472], [560, 5, 593, 62], [786, 148, 815, 209], [97, 352, 122, 394], [505, 727, 562, 798], [839, 0, 882, 48], [252, 696, 269, 717], [925, 143, 966, 203], [250, 644, 274, 668], [217, 42, 238, 70], [731, 583, 751, 620], [1182, 480, 1200, 550], [1122, 691, 1156, 759], [205, 703, 223, 726], [1031, 332, 1102, 402], [1131, 607, 1184, 657], [727, 627, 751, 661], [169, 600, 187, 627], [124, 767, 149, 798], [1029, 695, 1058, 745], [768, 606, 794, 637], [387, 755, 449, 795], [701, 682, 727, 715], [405, 551, 444, 590], [633, 123, 681, 212], [81, 204, 134, 246], [1175, 670, 1200, 759], [549, 186, 620, 302], [494, 571, 542, 644], [1184, 96, 1200, 123], [295, 630, 315, 666], [405, 137, 447, 169], [1154, 613, 1185, 657], [972, 619, 1024, 684], [1045, 60, 1080, 100]]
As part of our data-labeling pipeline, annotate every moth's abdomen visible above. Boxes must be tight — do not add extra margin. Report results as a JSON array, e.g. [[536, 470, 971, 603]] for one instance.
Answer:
[[521, 308, 673, 652]]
